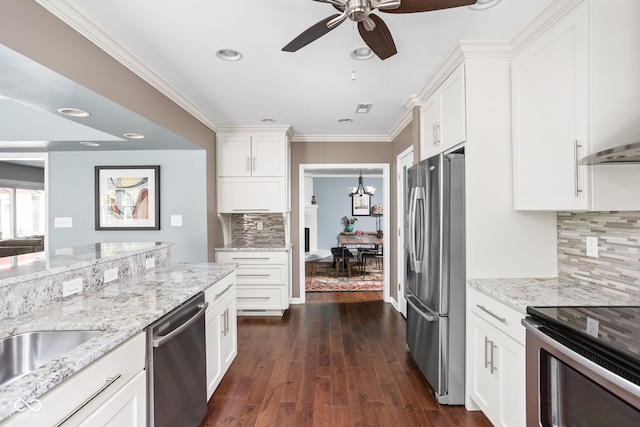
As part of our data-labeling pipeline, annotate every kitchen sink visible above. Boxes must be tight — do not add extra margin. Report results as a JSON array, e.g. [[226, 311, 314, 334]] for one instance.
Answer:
[[0, 330, 103, 387]]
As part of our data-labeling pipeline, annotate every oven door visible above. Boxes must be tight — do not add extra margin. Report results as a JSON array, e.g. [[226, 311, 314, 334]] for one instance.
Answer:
[[524, 319, 640, 427]]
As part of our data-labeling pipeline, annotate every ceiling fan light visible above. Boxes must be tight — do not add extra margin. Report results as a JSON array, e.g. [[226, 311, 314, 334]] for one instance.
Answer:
[[362, 16, 376, 32], [347, 0, 370, 22]]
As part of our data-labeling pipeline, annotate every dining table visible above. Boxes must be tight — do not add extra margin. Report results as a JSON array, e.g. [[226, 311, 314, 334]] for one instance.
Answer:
[[336, 232, 383, 277]]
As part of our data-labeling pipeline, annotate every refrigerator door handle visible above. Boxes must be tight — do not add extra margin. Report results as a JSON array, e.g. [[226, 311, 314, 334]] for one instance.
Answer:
[[408, 187, 417, 272], [413, 186, 426, 272], [407, 295, 438, 322]]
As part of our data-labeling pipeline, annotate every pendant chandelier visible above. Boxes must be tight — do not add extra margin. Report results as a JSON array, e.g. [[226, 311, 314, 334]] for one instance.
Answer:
[[347, 171, 375, 197]]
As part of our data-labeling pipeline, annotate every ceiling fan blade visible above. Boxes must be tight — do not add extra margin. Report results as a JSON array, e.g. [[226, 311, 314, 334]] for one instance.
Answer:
[[282, 14, 345, 52], [357, 14, 397, 60], [380, 0, 475, 13]]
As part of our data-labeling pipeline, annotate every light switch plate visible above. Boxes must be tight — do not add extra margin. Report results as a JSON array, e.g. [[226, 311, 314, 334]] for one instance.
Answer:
[[62, 277, 83, 297], [145, 257, 155, 269], [170, 215, 182, 226], [257, 221, 263, 231], [54, 217, 73, 228], [586, 236, 598, 257], [586, 317, 599, 337]]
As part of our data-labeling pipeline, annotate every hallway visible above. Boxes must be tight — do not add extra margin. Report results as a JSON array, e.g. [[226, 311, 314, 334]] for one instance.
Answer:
[[201, 292, 491, 426]]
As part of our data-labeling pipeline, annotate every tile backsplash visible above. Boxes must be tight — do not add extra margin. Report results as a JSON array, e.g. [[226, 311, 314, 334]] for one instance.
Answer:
[[557, 211, 640, 297], [230, 213, 286, 246]]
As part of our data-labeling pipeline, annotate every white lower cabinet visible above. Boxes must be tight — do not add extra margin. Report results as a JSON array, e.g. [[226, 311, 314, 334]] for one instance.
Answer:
[[215, 250, 290, 316], [205, 273, 238, 400], [468, 289, 525, 427], [0, 333, 146, 427]]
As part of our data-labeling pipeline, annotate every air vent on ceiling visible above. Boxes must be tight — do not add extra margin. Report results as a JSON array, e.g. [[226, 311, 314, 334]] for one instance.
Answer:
[[355, 103, 372, 114]]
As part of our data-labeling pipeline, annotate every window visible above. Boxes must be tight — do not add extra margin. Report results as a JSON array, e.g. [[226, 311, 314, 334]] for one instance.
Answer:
[[0, 187, 45, 238]]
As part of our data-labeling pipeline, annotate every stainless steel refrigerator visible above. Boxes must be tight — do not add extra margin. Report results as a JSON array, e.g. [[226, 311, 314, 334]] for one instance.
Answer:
[[405, 152, 465, 405]]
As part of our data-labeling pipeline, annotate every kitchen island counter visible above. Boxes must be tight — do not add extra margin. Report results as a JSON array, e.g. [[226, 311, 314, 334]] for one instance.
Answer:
[[0, 262, 236, 422], [469, 277, 640, 314]]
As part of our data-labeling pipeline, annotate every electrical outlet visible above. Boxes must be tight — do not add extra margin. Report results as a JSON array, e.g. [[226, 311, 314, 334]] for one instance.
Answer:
[[54, 217, 73, 228], [586, 236, 599, 257], [145, 257, 155, 269], [171, 215, 183, 226], [257, 221, 263, 231], [62, 278, 83, 297], [586, 317, 599, 338], [104, 267, 118, 283]]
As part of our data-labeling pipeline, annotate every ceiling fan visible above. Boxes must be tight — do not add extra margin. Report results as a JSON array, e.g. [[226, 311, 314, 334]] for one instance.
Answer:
[[282, 0, 476, 60]]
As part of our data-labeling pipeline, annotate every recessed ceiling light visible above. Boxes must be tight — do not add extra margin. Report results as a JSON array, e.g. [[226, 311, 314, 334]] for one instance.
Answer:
[[216, 48, 243, 61], [57, 107, 91, 117], [123, 132, 145, 139], [80, 141, 101, 147], [338, 118, 353, 124], [350, 47, 374, 61], [468, 0, 502, 10], [261, 118, 276, 123]]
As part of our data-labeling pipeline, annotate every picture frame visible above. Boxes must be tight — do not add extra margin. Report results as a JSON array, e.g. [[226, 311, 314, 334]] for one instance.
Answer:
[[95, 166, 160, 230], [352, 194, 371, 216]]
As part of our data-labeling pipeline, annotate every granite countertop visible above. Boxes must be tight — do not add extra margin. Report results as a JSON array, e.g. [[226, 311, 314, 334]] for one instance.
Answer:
[[216, 243, 293, 251], [0, 242, 172, 287], [469, 277, 640, 314], [0, 262, 236, 421]]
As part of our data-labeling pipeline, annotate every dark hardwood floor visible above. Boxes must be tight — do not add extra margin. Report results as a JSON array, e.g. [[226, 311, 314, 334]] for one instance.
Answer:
[[201, 291, 491, 427]]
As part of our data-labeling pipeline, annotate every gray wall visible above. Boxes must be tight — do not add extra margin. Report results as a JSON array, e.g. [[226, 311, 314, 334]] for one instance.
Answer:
[[314, 176, 383, 251], [48, 150, 208, 262]]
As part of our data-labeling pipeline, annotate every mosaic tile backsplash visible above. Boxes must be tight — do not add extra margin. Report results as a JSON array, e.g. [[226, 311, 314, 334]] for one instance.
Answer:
[[557, 211, 640, 297], [230, 213, 286, 246]]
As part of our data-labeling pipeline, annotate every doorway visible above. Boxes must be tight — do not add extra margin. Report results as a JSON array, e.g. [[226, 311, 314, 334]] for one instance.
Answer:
[[298, 163, 390, 304]]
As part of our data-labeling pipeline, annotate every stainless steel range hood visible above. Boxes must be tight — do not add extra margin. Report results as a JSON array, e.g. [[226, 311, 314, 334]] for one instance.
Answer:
[[579, 142, 640, 165]]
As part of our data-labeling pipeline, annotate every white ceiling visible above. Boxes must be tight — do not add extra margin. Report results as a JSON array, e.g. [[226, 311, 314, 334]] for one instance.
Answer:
[[21, 0, 552, 145]]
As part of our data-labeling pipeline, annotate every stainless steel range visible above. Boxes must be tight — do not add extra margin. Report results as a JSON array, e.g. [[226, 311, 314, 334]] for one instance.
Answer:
[[523, 306, 640, 426]]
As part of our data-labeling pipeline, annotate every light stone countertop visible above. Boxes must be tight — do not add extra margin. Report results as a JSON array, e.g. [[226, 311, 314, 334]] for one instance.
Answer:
[[468, 277, 640, 314], [0, 262, 236, 422], [0, 242, 172, 287], [216, 243, 293, 251]]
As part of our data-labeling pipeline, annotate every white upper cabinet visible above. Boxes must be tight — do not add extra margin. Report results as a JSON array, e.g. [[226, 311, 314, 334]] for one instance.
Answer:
[[216, 127, 291, 213], [511, 0, 640, 211], [420, 63, 467, 160], [217, 135, 286, 177], [511, 2, 588, 210]]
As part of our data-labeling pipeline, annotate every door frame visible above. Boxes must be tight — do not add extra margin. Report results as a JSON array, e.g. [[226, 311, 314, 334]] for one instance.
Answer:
[[396, 146, 413, 317], [298, 163, 390, 304]]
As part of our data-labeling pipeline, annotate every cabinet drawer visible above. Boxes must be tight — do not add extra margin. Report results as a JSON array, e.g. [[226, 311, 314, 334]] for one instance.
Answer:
[[236, 286, 286, 310], [235, 266, 285, 285], [469, 289, 525, 345], [216, 251, 288, 265], [204, 273, 235, 310]]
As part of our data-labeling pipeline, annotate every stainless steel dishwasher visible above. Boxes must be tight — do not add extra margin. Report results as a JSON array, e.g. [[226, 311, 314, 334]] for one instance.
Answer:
[[146, 292, 208, 427]]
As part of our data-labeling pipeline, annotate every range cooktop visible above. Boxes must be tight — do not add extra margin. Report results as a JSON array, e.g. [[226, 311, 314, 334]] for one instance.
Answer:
[[527, 306, 640, 380]]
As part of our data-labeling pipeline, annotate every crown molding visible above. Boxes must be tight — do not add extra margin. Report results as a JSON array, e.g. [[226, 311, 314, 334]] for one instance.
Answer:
[[35, 0, 220, 133], [290, 134, 392, 143], [216, 125, 293, 139], [388, 109, 413, 142]]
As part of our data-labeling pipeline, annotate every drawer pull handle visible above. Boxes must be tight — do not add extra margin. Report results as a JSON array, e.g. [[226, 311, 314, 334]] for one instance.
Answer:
[[214, 284, 233, 300], [54, 374, 122, 426], [237, 274, 271, 277], [232, 257, 271, 261], [232, 209, 269, 212], [238, 296, 271, 300], [477, 304, 507, 323]]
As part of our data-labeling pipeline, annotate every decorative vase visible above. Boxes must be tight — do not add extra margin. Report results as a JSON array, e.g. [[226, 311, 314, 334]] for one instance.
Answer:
[[345, 224, 354, 232]]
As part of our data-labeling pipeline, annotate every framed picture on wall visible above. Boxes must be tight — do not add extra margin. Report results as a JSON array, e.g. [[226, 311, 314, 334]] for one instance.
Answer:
[[95, 165, 160, 230], [352, 194, 371, 216]]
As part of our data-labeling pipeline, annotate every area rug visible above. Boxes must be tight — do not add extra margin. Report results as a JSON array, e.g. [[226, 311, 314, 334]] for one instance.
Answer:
[[305, 261, 383, 292]]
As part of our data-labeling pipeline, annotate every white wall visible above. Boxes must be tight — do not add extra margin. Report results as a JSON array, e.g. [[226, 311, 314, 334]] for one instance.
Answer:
[[48, 150, 208, 262]]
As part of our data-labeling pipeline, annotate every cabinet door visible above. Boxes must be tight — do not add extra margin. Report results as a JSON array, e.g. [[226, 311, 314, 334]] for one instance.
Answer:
[[511, 4, 588, 210], [439, 63, 466, 152], [76, 371, 146, 427], [495, 333, 526, 427], [217, 136, 252, 177], [217, 177, 286, 212], [220, 291, 237, 371], [469, 313, 497, 418], [251, 136, 286, 177], [206, 304, 223, 400], [420, 95, 441, 160]]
